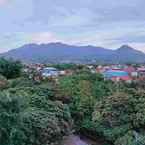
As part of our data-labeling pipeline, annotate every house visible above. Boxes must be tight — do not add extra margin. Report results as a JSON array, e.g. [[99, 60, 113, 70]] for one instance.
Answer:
[[124, 66, 138, 77], [87, 65, 96, 74], [65, 70, 74, 76], [59, 70, 67, 76], [136, 67, 145, 81], [87, 65, 94, 69], [111, 76, 132, 83], [96, 65, 109, 73], [137, 67, 145, 75], [41, 67, 59, 78], [103, 69, 132, 83]]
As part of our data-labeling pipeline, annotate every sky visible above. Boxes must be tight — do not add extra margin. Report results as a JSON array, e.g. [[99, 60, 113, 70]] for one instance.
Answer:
[[0, 0, 145, 52]]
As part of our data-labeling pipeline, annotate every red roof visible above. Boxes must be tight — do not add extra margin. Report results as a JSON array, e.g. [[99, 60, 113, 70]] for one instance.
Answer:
[[124, 67, 135, 73], [111, 76, 132, 81], [112, 68, 122, 71]]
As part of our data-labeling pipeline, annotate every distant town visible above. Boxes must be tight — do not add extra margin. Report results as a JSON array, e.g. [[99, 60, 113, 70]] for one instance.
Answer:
[[23, 62, 145, 84]]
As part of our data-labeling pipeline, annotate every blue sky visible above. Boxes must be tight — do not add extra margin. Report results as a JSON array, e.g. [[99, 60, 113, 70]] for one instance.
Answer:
[[0, 0, 145, 52]]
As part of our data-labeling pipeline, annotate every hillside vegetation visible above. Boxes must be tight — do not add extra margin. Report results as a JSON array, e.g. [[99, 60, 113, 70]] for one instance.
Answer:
[[0, 58, 145, 145]]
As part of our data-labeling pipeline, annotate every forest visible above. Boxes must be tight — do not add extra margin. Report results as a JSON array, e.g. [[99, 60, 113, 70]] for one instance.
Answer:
[[0, 58, 145, 145]]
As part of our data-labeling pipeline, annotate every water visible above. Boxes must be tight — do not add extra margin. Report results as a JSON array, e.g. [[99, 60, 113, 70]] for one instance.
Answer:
[[62, 135, 102, 145], [63, 135, 89, 145]]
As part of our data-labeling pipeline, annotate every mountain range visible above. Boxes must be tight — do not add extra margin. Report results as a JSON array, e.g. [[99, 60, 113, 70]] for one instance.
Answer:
[[1, 42, 145, 64]]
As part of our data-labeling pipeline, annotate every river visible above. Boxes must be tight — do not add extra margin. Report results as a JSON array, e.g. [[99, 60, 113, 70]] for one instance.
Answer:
[[62, 134, 105, 145]]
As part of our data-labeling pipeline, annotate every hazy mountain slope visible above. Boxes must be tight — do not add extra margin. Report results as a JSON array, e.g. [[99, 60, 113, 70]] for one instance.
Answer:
[[109, 45, 145, 63], [1, 43, 145, 63]]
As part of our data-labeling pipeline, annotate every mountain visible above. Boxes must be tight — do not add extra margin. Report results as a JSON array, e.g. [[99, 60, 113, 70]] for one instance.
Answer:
[[108, 45, 145, 63], [1, 43, 145, 64]]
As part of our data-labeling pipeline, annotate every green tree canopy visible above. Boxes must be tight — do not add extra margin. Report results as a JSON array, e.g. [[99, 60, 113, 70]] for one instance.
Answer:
[[92, 90, 145, 144], [0, 58, 22, 79], [0, 90, 72, 145]]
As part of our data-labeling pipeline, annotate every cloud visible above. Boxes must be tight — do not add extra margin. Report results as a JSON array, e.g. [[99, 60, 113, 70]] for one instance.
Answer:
[[30, 32, 61, 44], [0, 0, 7, 5], [0, 0, 145, 52]]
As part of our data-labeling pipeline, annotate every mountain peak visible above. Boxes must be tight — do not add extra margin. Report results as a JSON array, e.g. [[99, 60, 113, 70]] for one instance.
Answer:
[[117, 45, 134, 51]]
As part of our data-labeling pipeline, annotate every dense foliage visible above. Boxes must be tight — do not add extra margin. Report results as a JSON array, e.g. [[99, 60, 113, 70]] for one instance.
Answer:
[[51, 63, 82, 70], [0, 61, 145, 145], [0, 58, 22, 79], [57, 70, 145, 144], [57, 72, 116, 131], [0, 89, 72, 145]]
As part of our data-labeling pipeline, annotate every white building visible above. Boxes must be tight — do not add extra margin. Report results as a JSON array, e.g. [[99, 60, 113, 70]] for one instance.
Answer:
[[41, 67, 59, 78]]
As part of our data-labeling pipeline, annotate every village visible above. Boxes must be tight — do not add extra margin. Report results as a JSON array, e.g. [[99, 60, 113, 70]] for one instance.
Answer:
[[23, 63, 145, 83]]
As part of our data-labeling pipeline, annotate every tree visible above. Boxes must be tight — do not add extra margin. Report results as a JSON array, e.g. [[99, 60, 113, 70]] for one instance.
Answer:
[[0, 58, 22, 79], [92, 90, 145, 143], [0, 90, 72, 145], [57, 72, 113, 132], [52, 63, 79, 70]]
